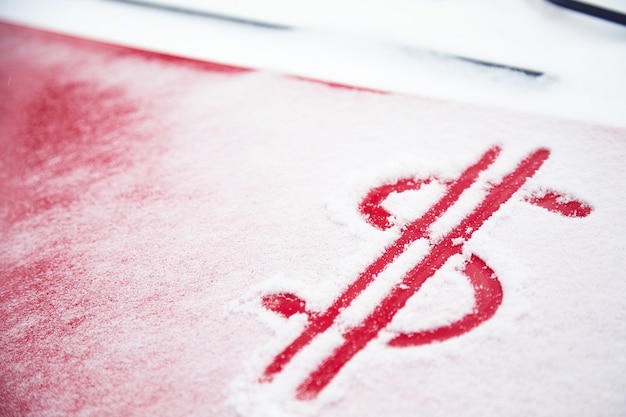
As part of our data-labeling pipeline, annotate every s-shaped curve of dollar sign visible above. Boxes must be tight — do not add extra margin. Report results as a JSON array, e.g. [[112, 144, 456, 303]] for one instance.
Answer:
[[259, 146, 592, 400]]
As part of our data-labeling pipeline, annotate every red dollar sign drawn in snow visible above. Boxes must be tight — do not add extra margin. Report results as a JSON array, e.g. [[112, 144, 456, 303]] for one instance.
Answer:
[[260, 146, 592, 400]]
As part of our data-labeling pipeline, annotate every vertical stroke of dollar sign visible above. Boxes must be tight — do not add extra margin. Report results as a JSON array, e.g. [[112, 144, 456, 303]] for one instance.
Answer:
[[259, 146, 592, 399]]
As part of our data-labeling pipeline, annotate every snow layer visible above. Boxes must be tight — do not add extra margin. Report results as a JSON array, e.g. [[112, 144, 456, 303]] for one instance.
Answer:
[[1, 22, 626, 417]]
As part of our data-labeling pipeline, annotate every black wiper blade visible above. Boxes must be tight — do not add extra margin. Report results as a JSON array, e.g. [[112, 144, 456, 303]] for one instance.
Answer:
[[546, 0, 626, 26], [107, 0, 545, 78], [106, 0, 291, 29]]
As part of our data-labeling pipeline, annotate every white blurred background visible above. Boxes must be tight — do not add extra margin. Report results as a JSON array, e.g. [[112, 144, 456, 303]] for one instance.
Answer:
[[1, 0, 625, 126]]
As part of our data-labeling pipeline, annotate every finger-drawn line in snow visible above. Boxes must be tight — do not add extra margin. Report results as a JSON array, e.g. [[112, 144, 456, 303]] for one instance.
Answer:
[[259, 146, 591, 399]]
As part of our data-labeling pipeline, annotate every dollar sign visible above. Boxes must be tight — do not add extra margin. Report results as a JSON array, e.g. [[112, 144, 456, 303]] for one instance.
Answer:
[[259, 146, 591, 399]]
